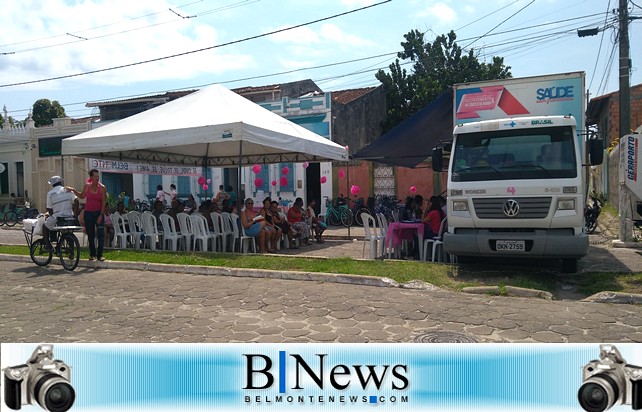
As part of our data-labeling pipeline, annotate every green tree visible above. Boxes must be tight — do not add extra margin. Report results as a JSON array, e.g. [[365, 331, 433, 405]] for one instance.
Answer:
[[376, 30, 512, 131], [32, 98, 66, 127]]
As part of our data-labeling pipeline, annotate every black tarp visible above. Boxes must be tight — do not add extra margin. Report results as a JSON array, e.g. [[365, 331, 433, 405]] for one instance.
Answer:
[[352, 90, 453, 168]]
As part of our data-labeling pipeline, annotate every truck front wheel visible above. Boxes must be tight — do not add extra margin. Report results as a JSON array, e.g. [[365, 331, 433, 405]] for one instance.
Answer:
[[561, 258, 578, 273]]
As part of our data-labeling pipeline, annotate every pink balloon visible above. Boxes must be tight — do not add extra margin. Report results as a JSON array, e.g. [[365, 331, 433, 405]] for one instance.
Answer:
[[320, 176, 327, 184], [252, 164, 262, 174], [410, 186, 417, 193], [280, 177, 288, 186], [302, 162, 309, 169], [202, 184, 208, 191], [350, 185, 361, 196], [206, 178, 211, 184], [254, 177, 263, 187], [281, 166, 290, 175], [198, 177, 205, 185], [338, 169, 345, 178], [271, 180, 277, 187]]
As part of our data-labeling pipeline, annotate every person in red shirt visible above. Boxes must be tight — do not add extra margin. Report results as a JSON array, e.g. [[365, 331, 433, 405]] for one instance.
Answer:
[[422, 196, 446, 238], [287, 198, 311, 246], [67, 168, 107, 261]]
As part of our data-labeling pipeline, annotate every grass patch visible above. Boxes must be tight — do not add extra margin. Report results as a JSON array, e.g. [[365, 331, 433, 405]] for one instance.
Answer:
[[2, 245, 639, 298], [576, 272, 642, 296]]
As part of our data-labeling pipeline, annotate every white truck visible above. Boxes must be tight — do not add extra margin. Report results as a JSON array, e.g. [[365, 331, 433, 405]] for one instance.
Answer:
[[434, 72, 604, 272]]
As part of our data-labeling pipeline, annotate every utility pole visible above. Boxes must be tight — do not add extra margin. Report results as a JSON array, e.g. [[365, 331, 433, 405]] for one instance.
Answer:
[[618, 0, 632, 242]]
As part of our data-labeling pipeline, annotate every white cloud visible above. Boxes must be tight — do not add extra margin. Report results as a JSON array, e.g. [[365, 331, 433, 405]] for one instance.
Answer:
[[0, 0, 256, 89], [269, 26, 321, 45], [416, 2, 458, 26]]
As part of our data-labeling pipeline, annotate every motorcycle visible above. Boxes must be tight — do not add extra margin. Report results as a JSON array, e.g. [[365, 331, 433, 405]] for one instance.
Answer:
[[584, 196, 602, 234]]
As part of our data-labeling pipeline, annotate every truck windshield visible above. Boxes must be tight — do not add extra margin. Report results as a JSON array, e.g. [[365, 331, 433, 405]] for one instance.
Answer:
[[451, 126, 577, 182]]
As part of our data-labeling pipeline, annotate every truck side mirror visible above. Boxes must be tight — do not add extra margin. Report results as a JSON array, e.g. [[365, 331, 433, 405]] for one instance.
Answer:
[[587, 137, 604, 166], [432, 147, 443, 172]]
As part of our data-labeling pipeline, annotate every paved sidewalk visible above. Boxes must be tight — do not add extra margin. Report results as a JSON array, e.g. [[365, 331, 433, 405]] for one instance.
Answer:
[[0, 260, 640, 343]]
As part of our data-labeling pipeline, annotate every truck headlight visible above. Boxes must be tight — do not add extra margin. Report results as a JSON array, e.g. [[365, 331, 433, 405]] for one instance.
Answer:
[[452, 200, 469, 211], [557, 199, 576, 210]]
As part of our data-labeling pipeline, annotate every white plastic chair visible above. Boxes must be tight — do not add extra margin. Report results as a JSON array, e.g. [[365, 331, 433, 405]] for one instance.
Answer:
[[232, 212, 257, 253], [423, 218, 448, 262], [209, 212, 226, 252], [189, 214, 214, 252], [219, 212, 235, 252], [141, 212, 162, 251], [126, 211, 144, 249], [176, 212, 193, 252], [111, 212, 128, 249], [159, 214, 184, 252], [376, 212, 395, 258], [361, 213, 383, 259]]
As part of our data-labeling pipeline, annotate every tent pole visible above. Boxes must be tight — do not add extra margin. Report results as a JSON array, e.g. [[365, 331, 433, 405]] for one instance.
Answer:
[[346, 159, 350, 238], [237, 140, 243, 214]]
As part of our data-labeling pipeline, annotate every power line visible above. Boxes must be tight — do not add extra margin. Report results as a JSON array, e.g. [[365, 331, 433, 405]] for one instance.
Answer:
[[588, 0, 614, 90], [0, 0, 391, 89], [461, 0, 535, 50]]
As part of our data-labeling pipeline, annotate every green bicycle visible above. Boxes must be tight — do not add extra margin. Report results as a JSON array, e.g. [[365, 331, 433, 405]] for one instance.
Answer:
[[324, 196, 353, 227]]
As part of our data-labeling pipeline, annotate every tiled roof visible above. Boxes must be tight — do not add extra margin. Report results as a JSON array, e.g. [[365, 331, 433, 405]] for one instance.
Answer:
[[331, 87, 377, 104], [86, 90, 197, 107], [232, 84, 280, 94]]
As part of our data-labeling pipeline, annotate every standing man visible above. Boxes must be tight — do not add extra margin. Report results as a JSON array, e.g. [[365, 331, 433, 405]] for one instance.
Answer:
[[43, 176, 76, 248], [67, 169, 107, 261]]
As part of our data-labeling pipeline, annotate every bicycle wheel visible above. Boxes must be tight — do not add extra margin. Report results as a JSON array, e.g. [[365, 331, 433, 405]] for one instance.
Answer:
[[4, 211, 18, 227], [327, 211, 340, 226], [59, 233, 80, 271], [0, 213, 5, 227], [340, 208, 353, 227], [30, 239, 53, 266], [355, 208, 369, 226]]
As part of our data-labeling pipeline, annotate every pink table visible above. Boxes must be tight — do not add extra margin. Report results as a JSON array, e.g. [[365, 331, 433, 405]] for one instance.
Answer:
[[386, 222, 425, 260]]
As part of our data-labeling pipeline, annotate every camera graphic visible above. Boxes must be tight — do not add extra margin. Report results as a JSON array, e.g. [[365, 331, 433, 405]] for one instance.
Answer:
[[3, 344, 75, 412], [578, 344, 642, 412]]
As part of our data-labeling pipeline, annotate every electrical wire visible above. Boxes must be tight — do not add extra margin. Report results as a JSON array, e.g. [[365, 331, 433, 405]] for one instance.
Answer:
[[0, 0, 391, 89], [461, 0, 535, 50], [588, 0, 613, 90]]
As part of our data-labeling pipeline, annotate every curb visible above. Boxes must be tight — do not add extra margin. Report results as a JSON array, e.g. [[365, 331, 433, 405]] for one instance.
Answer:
[[582, 291, 642, 304]]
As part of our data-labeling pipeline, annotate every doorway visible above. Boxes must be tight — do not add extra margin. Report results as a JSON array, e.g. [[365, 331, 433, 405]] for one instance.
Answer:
[[305, 162, 321, 214]]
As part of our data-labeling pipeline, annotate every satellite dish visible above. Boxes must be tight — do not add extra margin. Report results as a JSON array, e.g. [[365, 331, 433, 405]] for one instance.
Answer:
[[0, 164, 5, 174]]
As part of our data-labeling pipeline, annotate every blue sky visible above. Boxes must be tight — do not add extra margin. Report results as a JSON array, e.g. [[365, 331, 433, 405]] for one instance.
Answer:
[[1, 0, 640, 122]]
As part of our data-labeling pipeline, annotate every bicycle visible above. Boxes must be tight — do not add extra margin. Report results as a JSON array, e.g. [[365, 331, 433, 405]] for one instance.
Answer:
[[26, 216, 82, 271], [324, 196, 353, 227], [4, 203, 39, 227], [0, 203, 9, 226], [350, 197, 372, 227]]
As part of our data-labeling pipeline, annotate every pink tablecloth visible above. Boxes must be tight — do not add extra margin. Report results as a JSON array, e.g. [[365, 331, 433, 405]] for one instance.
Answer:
[[386, 222, 424, 248]]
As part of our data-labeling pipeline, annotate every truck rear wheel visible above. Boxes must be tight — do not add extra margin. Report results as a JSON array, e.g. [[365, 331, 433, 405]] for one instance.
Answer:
[[561, 258, 578, 273]]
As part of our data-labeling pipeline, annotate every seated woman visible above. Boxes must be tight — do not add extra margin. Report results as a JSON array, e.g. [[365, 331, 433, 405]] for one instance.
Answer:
[[307, 198, 326, 243], [422, 196, 446, 239], [184, 194, 197, 214], [287, 197, 311, 246], [239, 198, 269, 253], [259, 197, 281, 252], [103, 203, 114, 247], [271, 200, 297, 248]]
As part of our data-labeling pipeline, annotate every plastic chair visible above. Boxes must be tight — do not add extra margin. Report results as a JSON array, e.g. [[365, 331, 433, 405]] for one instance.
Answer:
[[111, 212, 128, 249], [189, 214, 214, 252], [126, 211, 145, 249], [159, 214, 184, 252], [423, 218, 448, 262], [140, 212, 162, 251], [376, 212, 395, 258], [219, 212, 235, 252], [176, 212, 193, 252], [232, 212, 257, 253], [209, 212, 226, 252], [361, 213, 383, 259]]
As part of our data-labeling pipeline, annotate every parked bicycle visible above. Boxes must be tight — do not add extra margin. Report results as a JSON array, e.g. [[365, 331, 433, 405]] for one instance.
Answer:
[[375, 195, 401, 222], [4, 202, 39, 227], [27, 216, 82, 271], [350, 197, 373, 227], [0, 203, 10, 226], [324, 196, 353, 227]]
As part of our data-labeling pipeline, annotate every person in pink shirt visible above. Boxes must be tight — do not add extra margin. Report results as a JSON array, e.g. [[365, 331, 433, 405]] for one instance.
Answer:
[[67, 169, 107, 261]]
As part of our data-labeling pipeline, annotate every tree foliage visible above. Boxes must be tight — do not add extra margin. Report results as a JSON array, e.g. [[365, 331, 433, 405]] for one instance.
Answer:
[[376, 30, 512, 131], [32, 98, 66, 127]]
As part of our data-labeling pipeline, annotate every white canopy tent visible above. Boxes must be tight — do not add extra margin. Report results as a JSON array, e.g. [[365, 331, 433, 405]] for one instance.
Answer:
[[62, 84, 348, 167]]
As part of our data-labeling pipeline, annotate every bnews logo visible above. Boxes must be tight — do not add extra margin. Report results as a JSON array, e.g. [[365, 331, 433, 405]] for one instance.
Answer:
[[243, 351, 410, 405]]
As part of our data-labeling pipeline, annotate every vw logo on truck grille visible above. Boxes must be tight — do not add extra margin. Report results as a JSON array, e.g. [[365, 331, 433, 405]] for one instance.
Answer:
[[503, 199, 520, 217]]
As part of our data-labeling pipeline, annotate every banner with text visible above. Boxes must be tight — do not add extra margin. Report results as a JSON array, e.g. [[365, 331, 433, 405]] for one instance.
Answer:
[[89, 158, 200, 176], [1, 343, 640, 412]]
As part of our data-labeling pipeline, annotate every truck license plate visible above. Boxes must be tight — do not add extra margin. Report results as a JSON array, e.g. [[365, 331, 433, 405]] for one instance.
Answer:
[[496, 240, 525, 252]]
